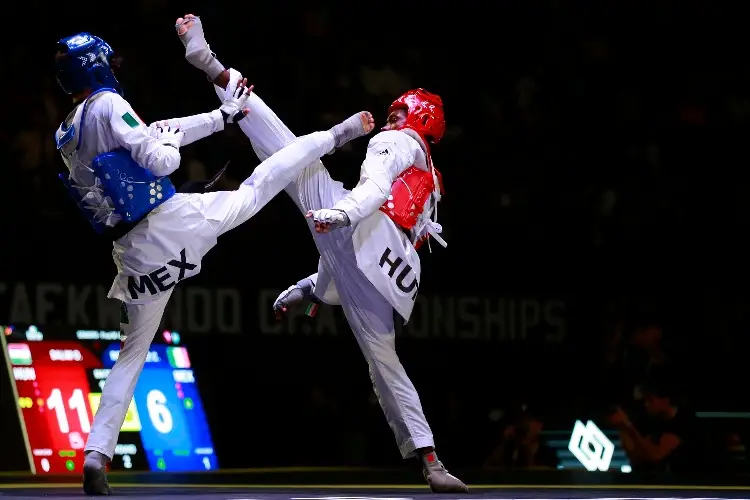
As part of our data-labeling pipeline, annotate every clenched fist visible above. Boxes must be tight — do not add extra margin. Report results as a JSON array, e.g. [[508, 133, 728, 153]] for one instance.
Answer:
[[306, 209, 350, 234]]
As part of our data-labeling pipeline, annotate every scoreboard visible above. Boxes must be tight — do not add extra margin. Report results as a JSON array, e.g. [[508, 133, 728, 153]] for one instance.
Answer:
[[1, 324, 218, 474]]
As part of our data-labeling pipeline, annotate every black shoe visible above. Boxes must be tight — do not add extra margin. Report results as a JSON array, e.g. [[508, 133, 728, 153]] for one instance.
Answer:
[[83, 464, 112, 495]]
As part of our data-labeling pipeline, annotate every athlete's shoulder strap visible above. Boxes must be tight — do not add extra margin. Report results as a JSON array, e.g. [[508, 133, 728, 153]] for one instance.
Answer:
[[55, 88, 118, 154]]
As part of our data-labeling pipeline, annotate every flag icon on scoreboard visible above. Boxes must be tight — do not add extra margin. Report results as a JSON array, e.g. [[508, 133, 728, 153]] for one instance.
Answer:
[[167, 346, 191, 369], [7, 343, 32, 366]]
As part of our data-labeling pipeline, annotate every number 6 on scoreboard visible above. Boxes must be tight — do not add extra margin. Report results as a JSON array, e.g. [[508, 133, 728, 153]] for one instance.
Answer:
[[146, 390, 173, 434]]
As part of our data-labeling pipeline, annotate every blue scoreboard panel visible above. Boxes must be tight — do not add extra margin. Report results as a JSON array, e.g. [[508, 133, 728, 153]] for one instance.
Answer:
[[1, 324, 218, 474]]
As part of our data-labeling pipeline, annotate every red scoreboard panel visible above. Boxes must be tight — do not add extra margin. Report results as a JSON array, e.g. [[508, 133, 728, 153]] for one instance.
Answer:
[[8, 339, 100, 473], [2, 324, 218, 474]]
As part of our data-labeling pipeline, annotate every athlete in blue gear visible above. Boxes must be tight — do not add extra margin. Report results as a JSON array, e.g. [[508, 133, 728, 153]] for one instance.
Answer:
[[53, 32, 375, 495]]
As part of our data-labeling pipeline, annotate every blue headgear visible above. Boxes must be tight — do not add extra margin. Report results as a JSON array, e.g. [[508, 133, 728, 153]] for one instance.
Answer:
[[55, 33, 122, 96]]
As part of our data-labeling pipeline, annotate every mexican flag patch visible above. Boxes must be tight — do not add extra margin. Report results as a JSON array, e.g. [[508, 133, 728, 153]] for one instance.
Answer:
[[121, 112, 140, 128]]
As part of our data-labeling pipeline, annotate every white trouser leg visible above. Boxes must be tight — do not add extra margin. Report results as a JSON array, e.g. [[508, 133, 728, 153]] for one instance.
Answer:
[[212, 70, 434, 457], [85, 291, 172, 458], [213, 69, 349, 215], [198, 130, 335, 237], [321, 232, 435, 458]]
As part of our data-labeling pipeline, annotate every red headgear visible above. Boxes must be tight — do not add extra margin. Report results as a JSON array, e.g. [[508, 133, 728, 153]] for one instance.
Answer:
[[388, 88, 446, 144]]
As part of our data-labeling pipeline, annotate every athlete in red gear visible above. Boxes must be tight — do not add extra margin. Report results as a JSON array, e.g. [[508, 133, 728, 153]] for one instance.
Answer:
[[176, 14, 464, 492]]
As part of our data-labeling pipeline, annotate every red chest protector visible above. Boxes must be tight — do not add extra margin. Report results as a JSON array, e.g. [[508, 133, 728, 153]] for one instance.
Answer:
[[380, 165, 444, 230]]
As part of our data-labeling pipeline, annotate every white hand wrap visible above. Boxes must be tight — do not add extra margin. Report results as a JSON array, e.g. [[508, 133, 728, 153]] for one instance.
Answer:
[[310, 209, 350, 230], [151, 125, 184, 150], [273, 285, 304, 312], [219, 84, 251, 124]]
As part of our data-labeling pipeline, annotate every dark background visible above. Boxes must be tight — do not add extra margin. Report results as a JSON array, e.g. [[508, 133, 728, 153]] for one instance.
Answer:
[[1, 0, 750, 482]]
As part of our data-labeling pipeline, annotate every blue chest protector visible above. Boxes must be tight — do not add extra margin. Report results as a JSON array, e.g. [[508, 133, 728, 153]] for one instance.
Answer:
[[56, 88, 176, 235]]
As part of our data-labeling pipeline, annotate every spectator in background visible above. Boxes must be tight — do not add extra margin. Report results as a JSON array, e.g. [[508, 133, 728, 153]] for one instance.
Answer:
[[604, 312, 681, 416], [630, 315, 671, 375], [608, 377, 700, 474], [483, 403, 558, 469]]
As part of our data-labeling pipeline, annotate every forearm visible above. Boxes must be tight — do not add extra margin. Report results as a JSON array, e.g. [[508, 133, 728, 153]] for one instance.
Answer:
[[620, 424, 660, 461], [101, 95, 183, 177], [332, 179, 389, 225], [617, 429, 645, 462], [150, 110, 224, 147], [144, 146, 182, 177], [297, 273, 317, 294], [330, 130, 422, 225]]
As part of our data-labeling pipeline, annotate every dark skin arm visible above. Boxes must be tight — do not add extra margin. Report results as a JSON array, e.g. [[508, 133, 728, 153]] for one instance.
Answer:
[[609, 407, 681, 462], [213, 70, 231, 91]]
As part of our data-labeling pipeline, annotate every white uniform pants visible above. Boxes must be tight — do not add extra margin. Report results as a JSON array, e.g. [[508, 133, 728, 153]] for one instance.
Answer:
[[217, 69, 434, 457], [86, 129, 336, 459]]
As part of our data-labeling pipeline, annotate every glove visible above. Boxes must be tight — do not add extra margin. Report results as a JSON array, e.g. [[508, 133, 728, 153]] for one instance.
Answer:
[[306, 209, 350, 234], [152, 124, 184, 150], [219, 82, 253, 124], [273, 277, 316, 319]]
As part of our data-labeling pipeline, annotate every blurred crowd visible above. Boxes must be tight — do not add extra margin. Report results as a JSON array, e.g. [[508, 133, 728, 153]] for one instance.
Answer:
[[4, 0, 750, 476], [283, 310, 749, 475], [9, 0, 750, 263]]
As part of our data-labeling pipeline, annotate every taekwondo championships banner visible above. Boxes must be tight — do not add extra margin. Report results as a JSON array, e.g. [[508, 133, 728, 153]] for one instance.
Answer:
[[0, 281, 567, 344]]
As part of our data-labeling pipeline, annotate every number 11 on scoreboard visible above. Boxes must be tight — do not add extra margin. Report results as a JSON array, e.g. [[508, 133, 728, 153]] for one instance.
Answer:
[[47, 388, 91, 434]]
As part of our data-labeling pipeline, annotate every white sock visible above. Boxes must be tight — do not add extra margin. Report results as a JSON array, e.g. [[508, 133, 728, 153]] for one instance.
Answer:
[[84, 450, 107, 469], [179, 18, 225, 80], [328, 112, 370, 149]]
